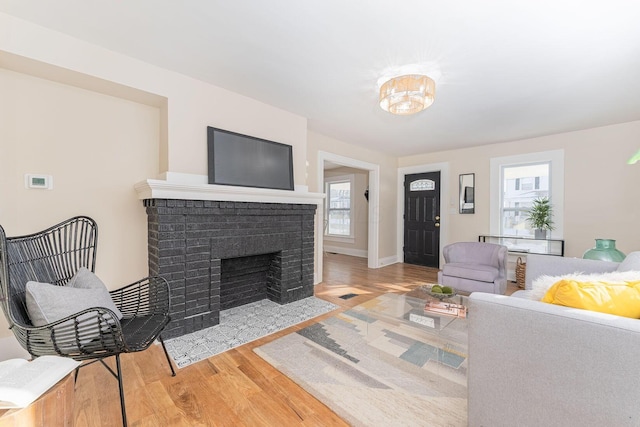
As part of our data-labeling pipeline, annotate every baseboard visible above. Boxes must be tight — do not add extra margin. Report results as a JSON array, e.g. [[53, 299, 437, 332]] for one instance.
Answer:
[[377, 255, 399, 267], [322, 248, 399, 268], [0, 335, 30, 361], [323, 246, 368, 258]]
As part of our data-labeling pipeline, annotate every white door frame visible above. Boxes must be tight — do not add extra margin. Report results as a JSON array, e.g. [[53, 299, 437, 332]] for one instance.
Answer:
[[396, 162, 450, 268], [318, 151, 380, 269]]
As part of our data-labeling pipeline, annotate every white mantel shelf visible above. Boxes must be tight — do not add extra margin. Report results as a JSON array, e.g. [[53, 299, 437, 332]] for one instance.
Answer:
[[135, 174, 326, 285], [135, 179, 325, 205]]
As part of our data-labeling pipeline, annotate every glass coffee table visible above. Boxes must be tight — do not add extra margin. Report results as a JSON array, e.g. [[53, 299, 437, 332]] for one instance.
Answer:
[[356, 286, 468, 332], [349, 285, 469, 384]]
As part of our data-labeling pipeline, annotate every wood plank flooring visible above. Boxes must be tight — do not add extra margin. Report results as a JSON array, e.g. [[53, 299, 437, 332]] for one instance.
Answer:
[[73, 254, 510, 426]]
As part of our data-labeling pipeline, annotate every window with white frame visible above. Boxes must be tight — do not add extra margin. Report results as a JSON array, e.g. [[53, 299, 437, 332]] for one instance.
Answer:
[[324, 174, 354, 239], [490, 150, 564, 238], [501, 162, 550, 236]]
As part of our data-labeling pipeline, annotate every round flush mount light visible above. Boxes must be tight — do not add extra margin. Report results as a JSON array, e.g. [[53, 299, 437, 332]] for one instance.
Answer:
[[379, 74, 436, 115]]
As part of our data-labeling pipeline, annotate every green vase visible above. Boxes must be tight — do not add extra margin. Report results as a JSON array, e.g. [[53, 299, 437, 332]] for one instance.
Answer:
[[582, 239, 626, 262]]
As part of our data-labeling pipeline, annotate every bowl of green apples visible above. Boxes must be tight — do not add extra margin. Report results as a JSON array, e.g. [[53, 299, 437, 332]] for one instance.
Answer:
[[426, 284, 457, 300]]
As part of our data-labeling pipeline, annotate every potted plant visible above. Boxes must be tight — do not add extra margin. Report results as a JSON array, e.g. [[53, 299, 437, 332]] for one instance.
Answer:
[[525, 197, 554, 239]]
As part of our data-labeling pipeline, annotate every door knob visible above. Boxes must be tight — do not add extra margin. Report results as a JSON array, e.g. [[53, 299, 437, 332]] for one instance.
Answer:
[[435, 215, 440, 220], [435, 223, 440, 227]]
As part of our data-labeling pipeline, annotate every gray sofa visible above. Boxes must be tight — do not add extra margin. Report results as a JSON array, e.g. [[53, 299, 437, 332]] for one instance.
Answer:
[[468, 252, 640, 427]]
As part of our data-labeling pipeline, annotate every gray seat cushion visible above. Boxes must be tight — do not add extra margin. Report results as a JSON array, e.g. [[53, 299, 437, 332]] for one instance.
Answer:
[[442, 263, 499, 282]]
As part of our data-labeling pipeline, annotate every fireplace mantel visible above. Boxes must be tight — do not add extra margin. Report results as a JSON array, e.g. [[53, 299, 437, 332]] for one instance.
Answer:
[[134, 174, 324, 206], [134, 173, 326, 286]]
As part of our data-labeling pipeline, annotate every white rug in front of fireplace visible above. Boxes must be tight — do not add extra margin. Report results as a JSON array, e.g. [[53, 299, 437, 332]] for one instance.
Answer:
[[164, 297, 338, 368]]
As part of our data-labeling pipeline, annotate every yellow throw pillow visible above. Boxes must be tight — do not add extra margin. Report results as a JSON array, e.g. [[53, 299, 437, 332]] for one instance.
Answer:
[[541, 279, 640, 318]]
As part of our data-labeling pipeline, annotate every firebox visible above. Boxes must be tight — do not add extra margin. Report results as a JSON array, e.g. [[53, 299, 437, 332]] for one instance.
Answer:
[[220, 252, 280, 310]]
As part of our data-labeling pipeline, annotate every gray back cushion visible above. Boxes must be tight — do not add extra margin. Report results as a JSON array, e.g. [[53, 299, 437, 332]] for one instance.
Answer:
[[25, 267, 122, 326]]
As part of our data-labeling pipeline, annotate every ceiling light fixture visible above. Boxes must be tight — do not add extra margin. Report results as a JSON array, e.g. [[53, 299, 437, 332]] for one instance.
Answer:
[[379, 74, 435, 115]]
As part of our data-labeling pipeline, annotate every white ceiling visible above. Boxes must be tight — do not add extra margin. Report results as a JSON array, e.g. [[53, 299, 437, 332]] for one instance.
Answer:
[[2, 0, 640, 156]]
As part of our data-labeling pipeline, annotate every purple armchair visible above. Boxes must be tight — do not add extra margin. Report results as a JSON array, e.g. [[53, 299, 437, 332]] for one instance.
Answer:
[[437, 242, 508, 294]]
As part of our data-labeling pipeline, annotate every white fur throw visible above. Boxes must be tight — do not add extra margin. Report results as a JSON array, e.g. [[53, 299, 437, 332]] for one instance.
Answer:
[[530, 270, 640, 301]]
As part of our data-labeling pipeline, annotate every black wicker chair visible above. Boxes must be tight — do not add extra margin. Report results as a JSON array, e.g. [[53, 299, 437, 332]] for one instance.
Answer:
[[0, 216, 176, 426]]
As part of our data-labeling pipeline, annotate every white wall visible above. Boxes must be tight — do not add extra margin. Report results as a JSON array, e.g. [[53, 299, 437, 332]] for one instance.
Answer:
[[399, 121, 640, 258]]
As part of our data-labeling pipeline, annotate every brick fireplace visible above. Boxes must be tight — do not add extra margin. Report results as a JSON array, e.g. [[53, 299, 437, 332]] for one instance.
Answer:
[[143, 198, 317, 339]]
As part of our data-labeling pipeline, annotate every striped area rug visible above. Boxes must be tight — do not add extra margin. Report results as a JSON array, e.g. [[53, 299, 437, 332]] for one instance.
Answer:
[[254, 293, 468, 427]]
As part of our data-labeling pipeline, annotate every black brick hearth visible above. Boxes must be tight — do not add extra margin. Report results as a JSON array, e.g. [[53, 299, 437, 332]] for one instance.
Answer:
[[144, 199, 316, 339]]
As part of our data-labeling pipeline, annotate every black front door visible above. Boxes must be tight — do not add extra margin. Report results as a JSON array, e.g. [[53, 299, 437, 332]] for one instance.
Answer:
[[403, 171, 441, 268]]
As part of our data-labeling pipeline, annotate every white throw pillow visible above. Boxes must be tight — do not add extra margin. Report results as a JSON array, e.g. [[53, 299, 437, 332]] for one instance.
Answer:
[[530, 270, 640, 301]]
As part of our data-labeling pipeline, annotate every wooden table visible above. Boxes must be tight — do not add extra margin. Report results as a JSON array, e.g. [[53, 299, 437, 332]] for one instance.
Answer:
[[0, 373, 74, 427]]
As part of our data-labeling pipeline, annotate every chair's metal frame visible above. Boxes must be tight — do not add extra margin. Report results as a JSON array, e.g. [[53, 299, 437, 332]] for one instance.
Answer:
[[0, 216, 176, 426]]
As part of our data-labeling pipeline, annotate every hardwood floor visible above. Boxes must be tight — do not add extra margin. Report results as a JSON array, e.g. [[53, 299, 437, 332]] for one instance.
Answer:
[[72, 255, 442, 426]]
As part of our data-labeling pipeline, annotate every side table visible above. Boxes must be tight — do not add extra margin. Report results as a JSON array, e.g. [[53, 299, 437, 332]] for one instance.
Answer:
[[0, 372, 75, 427]]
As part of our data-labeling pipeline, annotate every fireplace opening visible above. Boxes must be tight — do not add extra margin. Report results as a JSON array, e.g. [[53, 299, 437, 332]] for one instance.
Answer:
[[220, 252, 281, 310]]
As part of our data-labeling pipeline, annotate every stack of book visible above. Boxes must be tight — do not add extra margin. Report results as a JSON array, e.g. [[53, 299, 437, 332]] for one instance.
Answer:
[[0, 356, 79, 409], [424, 300, 467, 318]]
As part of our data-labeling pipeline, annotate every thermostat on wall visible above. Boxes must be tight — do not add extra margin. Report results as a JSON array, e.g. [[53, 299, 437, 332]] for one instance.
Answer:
[[25, 174, 53, 190]]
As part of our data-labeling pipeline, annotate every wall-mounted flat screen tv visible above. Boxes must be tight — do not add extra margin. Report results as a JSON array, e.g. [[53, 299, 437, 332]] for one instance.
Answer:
[[207, 126, 294, 191]]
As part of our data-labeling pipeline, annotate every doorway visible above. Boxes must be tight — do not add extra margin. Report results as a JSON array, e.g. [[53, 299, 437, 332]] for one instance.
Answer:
[[323, 165, 369, 259], [317, 151, 380, 269], [403, 171, 441, 268]]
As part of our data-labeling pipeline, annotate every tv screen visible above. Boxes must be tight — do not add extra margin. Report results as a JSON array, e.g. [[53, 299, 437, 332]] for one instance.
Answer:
[[207, 127, 294, 191]]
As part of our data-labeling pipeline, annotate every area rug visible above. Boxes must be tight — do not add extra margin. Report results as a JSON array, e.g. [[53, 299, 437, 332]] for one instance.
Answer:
[[254, 293, 468, 427], [165, 297, 338, 368]]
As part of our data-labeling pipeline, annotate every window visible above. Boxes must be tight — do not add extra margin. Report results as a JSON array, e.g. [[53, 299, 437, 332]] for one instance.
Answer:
[[409, 179, 435, 191], [490, 150, 564, 238], [501, 163, 550, 237], [325, 174, 355, 239]]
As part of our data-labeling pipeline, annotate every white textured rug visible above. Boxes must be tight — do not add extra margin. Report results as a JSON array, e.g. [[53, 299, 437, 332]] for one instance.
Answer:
[[165, 297, 338, 368]]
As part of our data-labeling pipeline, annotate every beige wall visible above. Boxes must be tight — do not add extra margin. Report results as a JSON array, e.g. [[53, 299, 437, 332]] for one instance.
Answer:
[[307, 131, 398, 261], [0, 13, 308, 185], [399, 121, 640, 258], [0, 68, 160, 338], [324, 167, 369, 255]]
